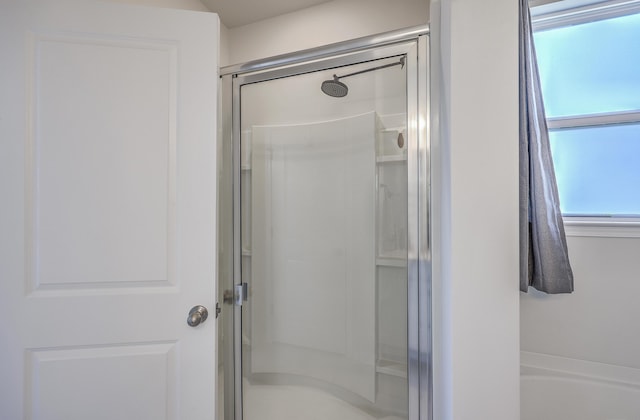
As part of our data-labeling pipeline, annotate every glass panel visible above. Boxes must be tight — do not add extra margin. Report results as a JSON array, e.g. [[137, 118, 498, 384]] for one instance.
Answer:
[[550, 123, 640, 216], [240, 56, 408, 420], [534, 12, 640, 117]]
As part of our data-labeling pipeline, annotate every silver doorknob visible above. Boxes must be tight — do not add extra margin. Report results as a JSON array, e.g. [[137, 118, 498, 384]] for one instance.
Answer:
[[187, 305, 208, 327]]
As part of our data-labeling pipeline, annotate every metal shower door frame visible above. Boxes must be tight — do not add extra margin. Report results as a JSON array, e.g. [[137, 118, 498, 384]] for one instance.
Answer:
[[218, 25, 431, 420]]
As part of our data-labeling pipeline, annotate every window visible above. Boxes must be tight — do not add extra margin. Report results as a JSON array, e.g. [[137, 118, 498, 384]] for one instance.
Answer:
[[532, 2, 640, 218]]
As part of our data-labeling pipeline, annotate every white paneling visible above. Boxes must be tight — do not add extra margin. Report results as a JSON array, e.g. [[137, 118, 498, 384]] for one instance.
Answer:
[[28, 34, 177, 291], [26, 342, 177, 420]]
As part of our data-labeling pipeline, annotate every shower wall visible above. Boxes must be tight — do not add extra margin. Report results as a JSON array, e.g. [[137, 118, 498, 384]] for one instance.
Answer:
[[239, 68, 406, 127]]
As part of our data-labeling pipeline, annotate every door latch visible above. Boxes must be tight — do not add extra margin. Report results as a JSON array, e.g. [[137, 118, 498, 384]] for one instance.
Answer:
[[222, 283, 248, 306], [235, 283, 248, 306]]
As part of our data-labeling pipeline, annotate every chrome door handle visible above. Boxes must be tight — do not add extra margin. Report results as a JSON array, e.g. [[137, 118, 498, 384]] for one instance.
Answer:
[[187, 305, 209, 327]]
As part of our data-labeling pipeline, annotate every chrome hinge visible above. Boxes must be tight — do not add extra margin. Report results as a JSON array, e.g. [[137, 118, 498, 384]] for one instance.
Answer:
[[215, 302, 221, 319], [234, 283, 248, 306]]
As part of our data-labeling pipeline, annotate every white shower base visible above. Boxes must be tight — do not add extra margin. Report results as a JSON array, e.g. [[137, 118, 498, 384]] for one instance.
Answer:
[[243, 381, 405, 420]]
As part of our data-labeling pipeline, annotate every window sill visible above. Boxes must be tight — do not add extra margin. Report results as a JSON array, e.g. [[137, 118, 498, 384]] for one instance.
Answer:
[[563, 217, 640, 238]]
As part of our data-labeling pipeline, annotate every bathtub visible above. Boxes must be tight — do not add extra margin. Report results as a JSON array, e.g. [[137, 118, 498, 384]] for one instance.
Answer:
[[521, 352, 640, 420]]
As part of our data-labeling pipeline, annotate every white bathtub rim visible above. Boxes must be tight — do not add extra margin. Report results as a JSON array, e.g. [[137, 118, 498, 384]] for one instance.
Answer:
[[521, 351, 640, 392]]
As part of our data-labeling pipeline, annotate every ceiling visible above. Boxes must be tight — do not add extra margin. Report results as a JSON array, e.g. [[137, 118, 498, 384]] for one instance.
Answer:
[[201, 0, 333, 28]]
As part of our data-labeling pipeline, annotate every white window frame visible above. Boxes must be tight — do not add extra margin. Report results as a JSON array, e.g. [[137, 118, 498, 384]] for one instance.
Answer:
[[531, 0, 640, 237]]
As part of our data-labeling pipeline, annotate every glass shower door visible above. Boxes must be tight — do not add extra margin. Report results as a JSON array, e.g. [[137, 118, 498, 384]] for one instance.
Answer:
[[237, 54, 410, 420]]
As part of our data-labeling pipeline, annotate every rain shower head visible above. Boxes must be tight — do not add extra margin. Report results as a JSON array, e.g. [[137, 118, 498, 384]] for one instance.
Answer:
[[321, 76, 348, 98], [320, 56, 405, 98]]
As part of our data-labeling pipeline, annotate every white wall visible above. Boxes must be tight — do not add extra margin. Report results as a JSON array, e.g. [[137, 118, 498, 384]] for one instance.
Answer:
[[520, 232, 640, 414], [431, 0, 520, 419], [521, 233, 640, 369], [224, 0, 429, 66], [105, 0, 230, 66], [219, 23, 229, 68]]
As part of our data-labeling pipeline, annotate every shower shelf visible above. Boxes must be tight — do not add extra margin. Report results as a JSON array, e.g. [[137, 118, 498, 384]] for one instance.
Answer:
[[376, 155, 406, 163], [376, 360, 407, 379], [381, 126, 405, 133], [241, 165, 251, 171], [242, 248, 251, 257], [376, 257, 407, 268]]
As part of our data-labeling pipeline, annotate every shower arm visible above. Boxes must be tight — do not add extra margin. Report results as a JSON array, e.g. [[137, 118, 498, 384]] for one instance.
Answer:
[[332, 56, 405, 81]]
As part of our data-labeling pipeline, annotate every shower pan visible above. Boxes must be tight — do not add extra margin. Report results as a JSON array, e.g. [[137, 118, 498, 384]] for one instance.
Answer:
[[218, 25, 431, 420]]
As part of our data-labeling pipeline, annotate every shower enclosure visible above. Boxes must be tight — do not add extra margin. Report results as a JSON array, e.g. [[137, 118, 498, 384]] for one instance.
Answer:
[[218, 26, 431, 420]]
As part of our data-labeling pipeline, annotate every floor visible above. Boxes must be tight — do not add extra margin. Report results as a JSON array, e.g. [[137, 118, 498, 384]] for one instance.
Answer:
[[243, 382, 405, 420]]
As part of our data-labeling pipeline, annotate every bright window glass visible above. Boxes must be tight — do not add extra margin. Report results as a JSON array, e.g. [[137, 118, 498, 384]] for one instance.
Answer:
[[535, 12, 640, 118], [534, 8, 640, 217], [550, 124, 640, 216]]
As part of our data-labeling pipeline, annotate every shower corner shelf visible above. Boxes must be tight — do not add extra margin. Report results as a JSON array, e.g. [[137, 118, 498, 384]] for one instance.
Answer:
[[376, 360, 407, 379], [376, 155, 407, 163], [381, 126, 405, 133], [376, 256, 407, 268]]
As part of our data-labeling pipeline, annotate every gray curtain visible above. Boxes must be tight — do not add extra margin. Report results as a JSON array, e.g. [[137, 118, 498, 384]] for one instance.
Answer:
[[519, 0, 574, 293]]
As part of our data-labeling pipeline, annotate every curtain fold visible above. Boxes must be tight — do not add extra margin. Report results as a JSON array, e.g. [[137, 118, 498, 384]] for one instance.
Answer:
[[519, 0, 574, 294]]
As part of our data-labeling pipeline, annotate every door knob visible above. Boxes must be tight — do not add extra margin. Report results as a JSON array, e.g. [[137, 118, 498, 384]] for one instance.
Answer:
[[187, 305, 208, 327]]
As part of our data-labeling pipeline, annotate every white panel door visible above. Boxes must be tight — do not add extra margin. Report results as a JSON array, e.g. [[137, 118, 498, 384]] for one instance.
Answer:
[[0, 1, 218, 419]]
